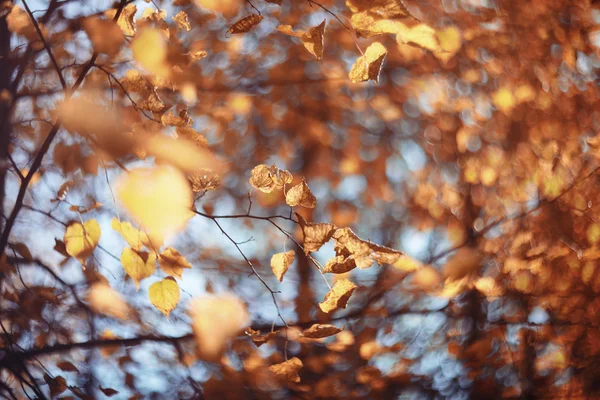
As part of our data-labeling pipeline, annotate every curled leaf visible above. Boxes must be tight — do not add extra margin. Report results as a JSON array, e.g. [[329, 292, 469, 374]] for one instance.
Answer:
[[349, 42, 387, 83], [319, 279, 357, 313], [246, 328, 280, 347], [270, 250, 295, 282], [269, 357, 303, 382], [173, 11, 191, 31], [286, 179, 317, 208], [277, 20, 326, 60], [159, 247, 192, 279], [227, 14, 263, 34], [149, 277, 180, 316], [249, 164, 293, 193], [64, 219, 101, 264], [121, 247, 157, 289], [302, 324, 342, 339], [296, 213, 336, 253]]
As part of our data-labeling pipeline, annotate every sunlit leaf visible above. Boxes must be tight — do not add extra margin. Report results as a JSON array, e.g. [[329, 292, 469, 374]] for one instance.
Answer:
[[411, 266, 441, 291], [319, 279, 357, 313], [149, 277, 180, 316], [347, 0, 411, 38], [349, 42, 387, 83], [105, 4, 137, 36], [302, 324, 342, 338], [286, 179, 317, 208], [249, 164, 293, 193], [121, 247, 157, 289], [88, 283, 131, 320], [277, 20, 326, 60], [173, 11, 191, 31], [270, 250, 295, 282], [269, 357, 303, 382], [159, 247, 192, 279], [64, 219, 101, 264], [227, 14, 263, 35]]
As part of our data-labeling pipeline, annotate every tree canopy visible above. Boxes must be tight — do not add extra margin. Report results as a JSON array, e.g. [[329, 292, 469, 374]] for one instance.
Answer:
[[1, 0, 600, 398]]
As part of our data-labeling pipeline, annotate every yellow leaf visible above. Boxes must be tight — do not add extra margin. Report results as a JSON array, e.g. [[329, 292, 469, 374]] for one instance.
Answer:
[[149, 277, 180, 316], [393, 255, 423, 272], [105, 4, 137, 36], [411, 266, 441, 291], [111, 218, 161, 251], [285, 179, 317, 208], [302, 324, 342, 339], [435, 26, 461, 61], [227, 14, 263, 34], [131, 29, 170, 78], [88, 283, 131, 320], [64, 220, 101, 264], [99, 330, 120, 358], [349, 42, 388, 83], [492, 86, 516, 114], [277, 20, 326, 60], [270, 250, 295, 282], [189, 294, 249, 360], [269, 357, 303, 382], [396, 23, 441, 52], [319, 279, 357, 313], [347, 0, 411, 38], [249, 164, 293, 193], [296, 213, 336, 253], [173, 11, 191, 31], [121, 247, 157, 289], [116, 166, 193, 243], [159, 247, 192, 279]]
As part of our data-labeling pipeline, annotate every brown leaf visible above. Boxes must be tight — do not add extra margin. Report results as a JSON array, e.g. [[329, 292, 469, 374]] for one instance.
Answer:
[[56, 180, 75, 201], [286, 179, 317, 208], [173, 11, 191, 31], [278, 20, 326, 60], [329, 227, 403, 271], [249, 164, 293, 193], [105, 4, 137, 36], [270, 250, 295, 282], [56, 361, 79, 372], [44, 374, 67, 397], [323, 255, 357, 274], [246, 328, 280, 347], [88, 283, 132, 320], [227, 14, 264, 35], [349, 42, 387, 83], [296, 213, 337, 253], [319, 279, 357, 313], [302, 324, 342, 338], [99, 386, 119, 397], [159, 247, 192, 279], [82, 17, 124, 55], [347, 0, 412, 38], [12, 242, 33, 261], [269, 357, 303, 382]]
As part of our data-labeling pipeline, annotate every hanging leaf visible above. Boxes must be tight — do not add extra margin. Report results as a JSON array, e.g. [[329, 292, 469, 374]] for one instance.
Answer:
[[302, 324, 342, 339], [173, 11, 191, 31], [319, 279, 357, 313], [286, 179, 317, 208], [64, 219, 101, 264], [249, 164, 293, 193], [99, 386, 119, 397], [396, 23, 441, 52], [349, 42, 387, 83], [270, 250, 295, 282], [149, 277, 180, 316], [246, 328, 280, 347], [159, 247, 192, 279], [56, 361, 79, 372], [121, 247, 157, 289], [296, 213, 336, 253], [105, 4, 137, 36], [347, 0, 412, 38], [269, 357, 303, 382], [277, 20, 326, 60], [12, 242, 33, 261], [88, 283, 132, 320], [227, 14, 264, 35]]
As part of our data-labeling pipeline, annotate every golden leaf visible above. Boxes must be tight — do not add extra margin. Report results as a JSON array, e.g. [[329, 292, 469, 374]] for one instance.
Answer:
[[116, 166, 193, 243], [227, 14, 263, 35], [392, 255, 423, 272], [249, 164, 293, 193], [323, 255, 357, 274], [270, 250, 295, 282], [277, 20, 326, 60], [149, 277, 180, 316], [319, 279, 357, 313], [64, 219, 101, 264], [435, 26, 461, 61], [349, 42, 387, 83], [121, 247, 157, 289], [131, 29, 170, 78], [396, 23, 441, 52], [105, 4, 137, 36], [411, 266, 441, 291], [176, 127, 209, 148], [302, 324, 342, 339], [111, 218, 160, 251], [246, 328, 280, 347], [187, 168, 221, 193], [347, 0, 411, 38], [88, 283, 131, 320], [173, 11, 191, 31], [190, 294, 249, 360], [159, 247, 192, 279], [296, 213, 336, 253], [269, 357, 303, 382], [82, 17, 124, 56], [442, 247, 482, 279], [286, 179, 317, 208]]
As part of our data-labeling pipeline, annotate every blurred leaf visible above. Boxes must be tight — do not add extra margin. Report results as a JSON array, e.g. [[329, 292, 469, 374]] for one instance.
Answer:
[[227, 14, 264, 34], [269, 357, 303, 382], [88, 283, 131, 320], [302, 324, 342, 338]]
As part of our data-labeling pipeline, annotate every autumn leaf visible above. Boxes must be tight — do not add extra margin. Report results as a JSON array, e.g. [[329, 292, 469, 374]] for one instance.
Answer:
[[227, 14, 263, 35], [88, 283, 132, 320], [159, 247, 192, 279], [285, 179, 317, 208], [249, 164, 293, 193], [296, 213, 336, 253], [349, 42, 387, 83], [105, 3, 137, 36], [411, 265, 442, 291], [269, 357, 303, 382], [82, 17, 124, 56], [131, 29, 170, 78], [302, 324, 342, 339], [121, 247, 157, 289], [270, 250, 295, 282], [56, 361, 78, 372], [396, 23, 441, 52], [12, 242, 33, 261], [64, 219, 101, 264], [347, 0, 412, 38], [112, 218, 160, 251], [319, 279, 357, 313], [149, 277, 180, 316], [173, 11, 191, 31], [277, 20, 326, 60], [246, 328, 280, 347]]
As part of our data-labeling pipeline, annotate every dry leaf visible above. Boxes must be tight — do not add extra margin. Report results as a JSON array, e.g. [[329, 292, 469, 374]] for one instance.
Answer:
[[190, 294, 249, 360], [269, 357, 303, 382], [121, 247, 157, 289], [56, 180, 75, 201], [442, 247, 482, 279], [227, 14, 263, 34], [249, 164, 293, 193], [82, 17, 124, 55], [270, 250, 295, 282], [246, 328, 279, 347], [285, 179, 316, 208], [64, 219, 101, 264], [349, 42, 387, 83], [6, 5, 37, 40], [12, 242, 33, 261], [347, 0, 411, 38], [319, 279, 357, 313], [105, 4, 137, 36], [99, 330, 120, 358], [396, 23, 440, 52], [149, 277, 180, 316], [131, 29, 170, 78], [302, 324, 342, 338], [159, 247, 192, 279], [88, 283, 131, 320], [277, 20, 326, 60], [173, 11, 191, 31], [296, 213, 336, 253], [187, 168, 221, 193], [56, 361, 78, 372]]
